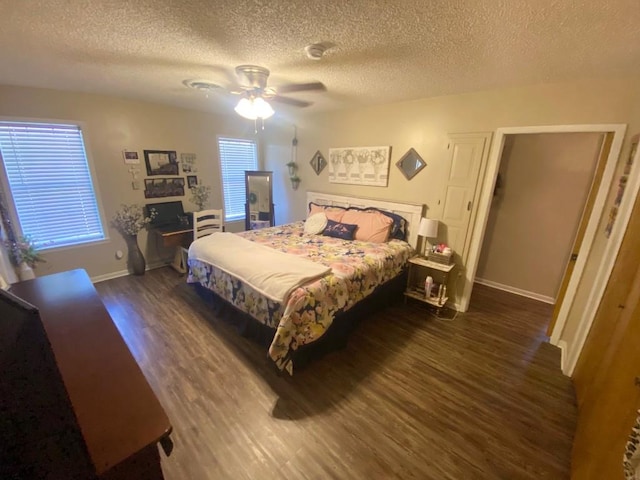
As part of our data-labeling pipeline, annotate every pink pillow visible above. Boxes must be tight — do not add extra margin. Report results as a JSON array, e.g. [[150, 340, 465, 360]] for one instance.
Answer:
[[341, 210, 393, 243], [308, 203, 345, 223]]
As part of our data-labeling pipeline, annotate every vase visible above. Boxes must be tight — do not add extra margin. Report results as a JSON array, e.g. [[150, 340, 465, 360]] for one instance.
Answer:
[[125, 234, 146, 275], [17, 262, 36, 281]]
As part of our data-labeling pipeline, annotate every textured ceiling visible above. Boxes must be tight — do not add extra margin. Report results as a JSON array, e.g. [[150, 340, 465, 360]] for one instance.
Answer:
[[1, 1, 639, 117]]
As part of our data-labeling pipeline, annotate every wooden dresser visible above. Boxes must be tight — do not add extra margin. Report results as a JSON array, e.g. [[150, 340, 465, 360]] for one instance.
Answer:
[[1, 269, 172, 479]]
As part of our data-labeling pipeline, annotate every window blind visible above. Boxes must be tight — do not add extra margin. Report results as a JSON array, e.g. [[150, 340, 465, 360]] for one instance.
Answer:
[[0, 122, 105, 249], [218, 137, 258, 222]]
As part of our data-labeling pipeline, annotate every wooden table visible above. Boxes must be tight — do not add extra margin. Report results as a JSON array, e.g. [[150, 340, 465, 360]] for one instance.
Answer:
[[7, 269, 172, 479], [152, 227, 193, 273]]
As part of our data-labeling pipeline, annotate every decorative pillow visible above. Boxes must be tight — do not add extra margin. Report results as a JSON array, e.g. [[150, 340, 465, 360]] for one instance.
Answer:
[[308, 202, 347, 223], [359, 207, 407, 240], [341, 210, 393, 243], [322, 220, 358, 240], [304, 212, 328, 235]]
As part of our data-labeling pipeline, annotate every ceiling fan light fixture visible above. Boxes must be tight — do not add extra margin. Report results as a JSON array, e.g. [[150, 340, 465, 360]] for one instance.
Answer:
[[234, 96, 274, 120]]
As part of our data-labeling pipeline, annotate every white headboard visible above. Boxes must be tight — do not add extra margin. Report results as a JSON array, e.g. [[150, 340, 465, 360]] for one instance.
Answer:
[[306, 191, 425, 248]]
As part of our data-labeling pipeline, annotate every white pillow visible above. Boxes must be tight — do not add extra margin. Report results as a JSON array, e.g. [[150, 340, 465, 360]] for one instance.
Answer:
[[304, 212, 328, 235]]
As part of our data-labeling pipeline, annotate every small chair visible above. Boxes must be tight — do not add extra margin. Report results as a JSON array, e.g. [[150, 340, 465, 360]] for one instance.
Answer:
[[193, 209, 224, 239], [177, 209, 224, 274]]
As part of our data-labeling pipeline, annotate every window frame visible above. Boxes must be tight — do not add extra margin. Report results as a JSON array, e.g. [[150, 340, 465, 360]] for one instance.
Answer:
[[217, 135, 260, 223], [0, 117, 109, 252]]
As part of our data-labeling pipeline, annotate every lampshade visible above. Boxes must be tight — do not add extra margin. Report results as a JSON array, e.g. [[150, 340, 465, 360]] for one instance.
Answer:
[[234, 96, 275, 120], [418, 217, 438, 238]]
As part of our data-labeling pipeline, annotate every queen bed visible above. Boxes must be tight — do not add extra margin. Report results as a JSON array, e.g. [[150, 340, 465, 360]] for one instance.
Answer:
[[187, 191, 424, 374]]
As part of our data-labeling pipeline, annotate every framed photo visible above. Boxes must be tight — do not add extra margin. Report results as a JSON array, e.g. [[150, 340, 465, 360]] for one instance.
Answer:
[[144, 150, 178, 176], [143, 177, 185, 198], [122, 150, 140, 164], [187, 175, 198, 188]]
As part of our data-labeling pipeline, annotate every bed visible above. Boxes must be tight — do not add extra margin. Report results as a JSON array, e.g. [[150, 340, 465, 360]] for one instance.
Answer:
[[187, 191, 424, 374]]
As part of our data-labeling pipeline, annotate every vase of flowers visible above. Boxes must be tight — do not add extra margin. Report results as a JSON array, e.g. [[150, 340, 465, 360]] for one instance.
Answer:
[[112, 204, 156, 275], [189, 185, 211, 211], [6, 235, 46, 281]]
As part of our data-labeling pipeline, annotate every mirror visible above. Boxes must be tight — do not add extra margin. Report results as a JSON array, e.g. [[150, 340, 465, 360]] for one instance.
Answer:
[[396, 148, 426, 180], [245, 171, 275, 230]]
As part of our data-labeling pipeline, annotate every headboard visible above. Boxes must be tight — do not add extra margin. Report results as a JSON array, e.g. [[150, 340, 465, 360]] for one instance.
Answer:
[[306, 191, 425, 248]]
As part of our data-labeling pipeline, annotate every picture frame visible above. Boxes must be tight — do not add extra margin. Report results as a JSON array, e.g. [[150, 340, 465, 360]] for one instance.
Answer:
[[143, 177, 185, 198], [396, 148, 426, 180], [187, 175, 198, 188], [122, 150, 140, 164], [310, 150, 327, 175], [328, 146, 391, 186], [144, 150, 178, 176]]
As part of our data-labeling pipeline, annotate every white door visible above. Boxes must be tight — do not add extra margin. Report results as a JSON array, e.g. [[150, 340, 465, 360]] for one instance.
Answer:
[[441, 133, 491, 265]]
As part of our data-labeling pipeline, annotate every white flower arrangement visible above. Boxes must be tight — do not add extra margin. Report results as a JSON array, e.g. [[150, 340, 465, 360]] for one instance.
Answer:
[[112, 204, 156, 236], [189, 185, 211, 211]]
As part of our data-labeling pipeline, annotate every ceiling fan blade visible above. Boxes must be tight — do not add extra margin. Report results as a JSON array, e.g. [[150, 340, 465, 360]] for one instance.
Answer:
[[271, 96, 312, 108], [276, 82, 326, 94]]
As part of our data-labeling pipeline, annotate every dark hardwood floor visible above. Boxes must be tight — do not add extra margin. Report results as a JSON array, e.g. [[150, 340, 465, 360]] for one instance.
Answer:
[[95, 268, 576, 480]]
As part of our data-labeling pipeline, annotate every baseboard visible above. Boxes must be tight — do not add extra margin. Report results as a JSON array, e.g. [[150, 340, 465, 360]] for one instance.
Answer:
[[91, 260, 169, 284], [474, 278, 555, 304], [557, 340, 569, 376]]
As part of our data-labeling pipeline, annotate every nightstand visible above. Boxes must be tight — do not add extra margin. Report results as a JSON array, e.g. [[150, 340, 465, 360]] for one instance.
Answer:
[[404, 256, 456, 316]]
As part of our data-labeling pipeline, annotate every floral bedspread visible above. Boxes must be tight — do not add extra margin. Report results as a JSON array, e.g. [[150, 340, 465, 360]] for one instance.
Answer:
[[187, 221, 413, 373]]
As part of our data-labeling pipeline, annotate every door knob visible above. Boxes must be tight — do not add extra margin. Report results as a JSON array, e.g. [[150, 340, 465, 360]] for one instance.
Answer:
[[634, 377, 640, 388]]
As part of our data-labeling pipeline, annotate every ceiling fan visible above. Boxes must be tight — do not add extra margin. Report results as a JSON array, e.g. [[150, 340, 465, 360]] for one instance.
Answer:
[[229, 65, 326, 119]]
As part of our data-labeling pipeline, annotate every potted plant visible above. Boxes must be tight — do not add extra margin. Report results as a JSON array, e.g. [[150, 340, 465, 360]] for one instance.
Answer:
[[189, 185, 211, 211], [6, 235, 45, 281], [112, 204, 156, 275]]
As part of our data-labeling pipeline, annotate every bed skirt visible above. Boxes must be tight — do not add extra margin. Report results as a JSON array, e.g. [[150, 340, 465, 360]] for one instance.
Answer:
[[191, 269, 407, 372]]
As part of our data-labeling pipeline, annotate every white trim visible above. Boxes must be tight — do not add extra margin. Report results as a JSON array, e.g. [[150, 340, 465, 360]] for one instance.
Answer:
[[474, 278, 555, 304], [91, 260, 167, 284], [306, 190, 424, 248], [558, 340, 568, 374], [564, 135, 640, 376], [91, 269, 130, 283]]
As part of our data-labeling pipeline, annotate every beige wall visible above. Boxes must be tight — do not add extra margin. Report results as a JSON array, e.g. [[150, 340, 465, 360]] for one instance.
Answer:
[[475, 132, 603, 299], [264, 77, 640, 351], [0, 85, 257, 279], [267, 78, 640, 227]]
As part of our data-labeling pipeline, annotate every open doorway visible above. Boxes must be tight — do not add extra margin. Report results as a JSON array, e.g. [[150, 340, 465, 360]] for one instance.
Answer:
[[474, 132, 605, 315], [461, 124, 637, 375]]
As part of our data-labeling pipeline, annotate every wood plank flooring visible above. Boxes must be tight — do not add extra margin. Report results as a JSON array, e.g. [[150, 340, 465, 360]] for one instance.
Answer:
[[95, 268, 576, 480]]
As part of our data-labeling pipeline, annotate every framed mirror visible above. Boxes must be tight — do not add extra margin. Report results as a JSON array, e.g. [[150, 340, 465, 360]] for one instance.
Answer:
[[245, 171, 275, 230], [396, 148, 426, 180]]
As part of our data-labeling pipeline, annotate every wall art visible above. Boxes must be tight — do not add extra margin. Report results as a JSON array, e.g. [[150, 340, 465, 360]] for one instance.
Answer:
[[328, 146, 391, 186], [144, 150, 178, 176], [181, 153, 197, 173], [310, 150, 327, 175], [143, 177, 185, 198]]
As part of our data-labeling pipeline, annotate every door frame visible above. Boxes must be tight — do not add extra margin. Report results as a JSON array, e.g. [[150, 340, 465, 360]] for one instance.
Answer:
[[460, 124, 629, 373]]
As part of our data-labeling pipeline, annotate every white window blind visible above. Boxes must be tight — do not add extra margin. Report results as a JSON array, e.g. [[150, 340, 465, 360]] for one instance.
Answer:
[[0, 122, 105, 250], [218, 137, 258, 222]]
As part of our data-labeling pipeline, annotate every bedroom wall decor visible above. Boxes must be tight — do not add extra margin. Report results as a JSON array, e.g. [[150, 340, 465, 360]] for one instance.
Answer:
[[328, 146, 391, 186], [144, 150, 178, 176], [310, 150, 327, 175], [396, 148, 426, 180], [181, 153, 197, 173], [143, 177, 185, 198]]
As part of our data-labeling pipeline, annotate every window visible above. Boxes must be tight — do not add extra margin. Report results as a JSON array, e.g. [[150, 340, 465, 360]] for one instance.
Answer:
[[218, 137, 258, 222], [0, 122, 105, 250]]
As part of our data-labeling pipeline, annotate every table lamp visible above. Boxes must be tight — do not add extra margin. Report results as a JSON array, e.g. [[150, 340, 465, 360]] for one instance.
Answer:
[[417, 217, 438, 257]]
